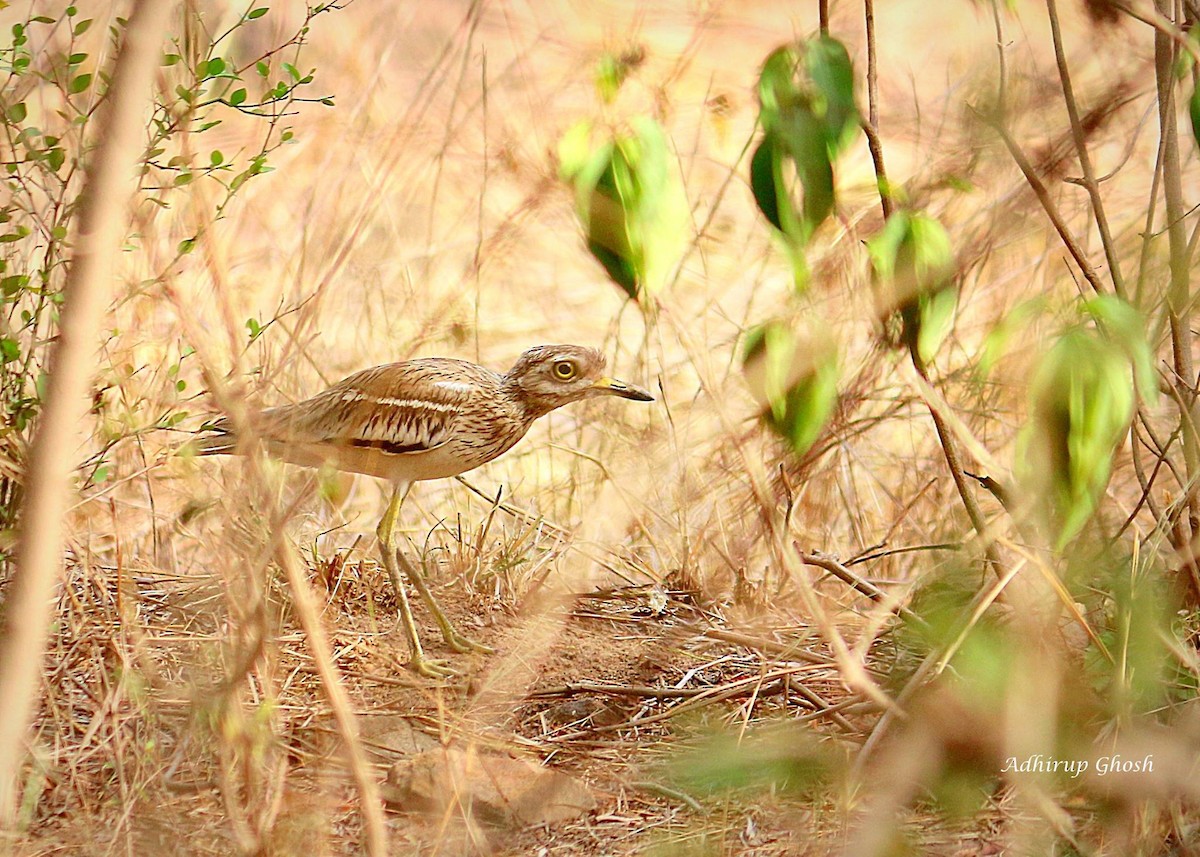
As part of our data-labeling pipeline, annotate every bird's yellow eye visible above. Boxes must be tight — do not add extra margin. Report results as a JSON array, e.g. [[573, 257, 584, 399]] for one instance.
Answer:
[[552, 360, 577, 380]]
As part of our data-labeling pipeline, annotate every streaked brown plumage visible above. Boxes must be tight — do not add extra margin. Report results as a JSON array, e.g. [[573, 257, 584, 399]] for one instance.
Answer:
[[198, 344, 653, 676]]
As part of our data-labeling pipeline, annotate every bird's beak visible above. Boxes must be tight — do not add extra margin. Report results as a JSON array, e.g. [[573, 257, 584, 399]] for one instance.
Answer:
[[592, 377, 654, 402]]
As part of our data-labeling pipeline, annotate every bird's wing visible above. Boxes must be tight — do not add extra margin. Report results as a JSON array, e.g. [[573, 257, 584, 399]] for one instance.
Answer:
[[258, 360, 488, 455]]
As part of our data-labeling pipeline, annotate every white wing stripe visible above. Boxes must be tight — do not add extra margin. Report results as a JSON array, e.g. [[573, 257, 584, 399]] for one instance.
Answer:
[[338, 391, 460, 412]]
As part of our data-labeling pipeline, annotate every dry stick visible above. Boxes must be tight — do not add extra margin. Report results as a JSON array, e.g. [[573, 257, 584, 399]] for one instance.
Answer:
[[1115, 423, 1178, 540], [273, 544, 388, 856], [1152, 0, 1200, 601], [990, 122, 1109, 296], [546, 666, 858, 742], [862, 0, 891, 221], [698, 628, 837, 668], [1045, 0, 1126, 298], [796, 547, 926, 627], [0, 0, 176, 832]]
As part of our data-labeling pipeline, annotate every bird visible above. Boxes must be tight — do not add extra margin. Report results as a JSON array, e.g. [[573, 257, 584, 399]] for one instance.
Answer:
[[195, 344, 654, 676]]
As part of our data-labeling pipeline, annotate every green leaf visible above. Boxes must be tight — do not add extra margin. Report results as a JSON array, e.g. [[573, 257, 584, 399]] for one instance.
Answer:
[[1190, 83, 1200, 153], [177, 237, 196, 254], [1018, 329, 1136, 546], [198, 57, 226, 78], [557, 120, 594, 179], [976, 298, 1044, 379], [868, 211, 957, 362], [162, 53, 181, 66], [743, 320, 839, 457], [68, 52, 87, 65], [209, 149, 223, 166], [669, 724, 834, 797], [805, 35, 859, 154], [229, 87, 247, 106], [46, 148, 65, 171], [72, 18, 92, 36], [1, 274, 29, 297], [1083, 295, 1158, 406], [912, 286, 958, 366], [7, 102, 26, 122], [756, 46, 797, 128], [559, 118, 689, 304], [69, 73, 92, 94], [595, 53, 626, 103], [0, 337, 20, 363], [255, 60, 269, 77], [749, 36, 859, 277], [750, 136, 783, 232], [247, 6, 269, 18], [91, 465, 109, 484]]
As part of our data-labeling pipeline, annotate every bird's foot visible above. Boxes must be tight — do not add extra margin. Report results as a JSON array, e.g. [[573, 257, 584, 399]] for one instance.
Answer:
[[406, 653, 458, 679], [441, 627, 494, 655]]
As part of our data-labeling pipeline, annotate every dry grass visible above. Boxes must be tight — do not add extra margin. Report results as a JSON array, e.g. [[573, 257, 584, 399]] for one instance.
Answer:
[[2, 0, 1199, 854]]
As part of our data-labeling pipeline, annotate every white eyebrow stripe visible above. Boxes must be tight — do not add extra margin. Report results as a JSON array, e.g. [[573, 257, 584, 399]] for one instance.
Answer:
[[339, 391, 459, 412]]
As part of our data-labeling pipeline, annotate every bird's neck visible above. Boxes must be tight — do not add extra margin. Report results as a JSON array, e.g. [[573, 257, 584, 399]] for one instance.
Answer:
[[500, 374, 557, 422]]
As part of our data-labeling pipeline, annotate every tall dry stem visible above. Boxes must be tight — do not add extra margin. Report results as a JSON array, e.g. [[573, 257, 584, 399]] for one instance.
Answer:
[[0, 0, 177, 831]]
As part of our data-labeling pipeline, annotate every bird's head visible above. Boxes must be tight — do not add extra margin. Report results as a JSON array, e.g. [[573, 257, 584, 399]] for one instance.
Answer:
[[504, 345, 653, 418]]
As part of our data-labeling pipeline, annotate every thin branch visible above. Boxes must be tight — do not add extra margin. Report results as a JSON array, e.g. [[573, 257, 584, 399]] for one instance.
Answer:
[[1045, 0, 1127, 296], [1154, 0, 1200, 602], [988, 119, 1109, 295], [862, 0, 892, 221]]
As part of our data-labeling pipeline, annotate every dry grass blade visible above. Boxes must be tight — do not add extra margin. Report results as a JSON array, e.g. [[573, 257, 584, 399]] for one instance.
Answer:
[[0, 0, 177, 829]]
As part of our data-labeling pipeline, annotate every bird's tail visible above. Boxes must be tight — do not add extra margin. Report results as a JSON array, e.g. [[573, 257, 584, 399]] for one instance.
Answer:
[[193, 418, 238, 455]]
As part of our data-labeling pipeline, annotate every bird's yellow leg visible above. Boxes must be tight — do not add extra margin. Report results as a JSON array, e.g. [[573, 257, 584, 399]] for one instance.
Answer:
[[393, 549, 494, 655], [377, 483, 453, 677]]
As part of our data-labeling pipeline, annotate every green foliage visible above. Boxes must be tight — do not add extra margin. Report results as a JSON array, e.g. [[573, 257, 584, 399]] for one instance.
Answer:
[[1190, 82, 1200, 152], [1088, 551, 1173, 720], [742, 320, 839, 457], [1082, 296, 1158, 406], [594, 45, 644, 104], [1017, 325, 1139, 546], [867, 211, 957, 364], [559, 117, 689, 305], [0, 1, 342, 546], [667, 723, 839, 798], [750, 36, 860, 289]]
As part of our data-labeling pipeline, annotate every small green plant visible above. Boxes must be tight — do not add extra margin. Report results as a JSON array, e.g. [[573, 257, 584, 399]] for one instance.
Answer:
[[750, 37, 859, 289], [742, 319, 839, 458], [1017, 299, 1153, 547], [867, 210, 957, 365], [559, 116, 689, 308], [0, 1, 342, 552]]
